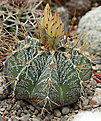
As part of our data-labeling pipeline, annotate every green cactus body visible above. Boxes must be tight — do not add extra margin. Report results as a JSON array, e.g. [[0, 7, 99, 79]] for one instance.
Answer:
[[3, 4, 92, 110], [4, 37, 92, 109]]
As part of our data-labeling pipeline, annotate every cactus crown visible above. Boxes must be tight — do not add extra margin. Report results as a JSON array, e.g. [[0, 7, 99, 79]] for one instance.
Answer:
[[39, 4, 64, 52]]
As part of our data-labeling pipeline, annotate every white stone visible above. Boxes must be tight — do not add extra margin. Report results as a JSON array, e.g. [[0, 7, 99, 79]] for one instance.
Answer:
[[78, 6, 101, 55], [73, 111, 101, 121]]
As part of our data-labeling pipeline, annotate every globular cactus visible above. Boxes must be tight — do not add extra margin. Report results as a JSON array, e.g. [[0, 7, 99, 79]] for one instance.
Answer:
[[0, 0, 42, 34], [3, 4, 92, 110], [0, 0, 42, 61]]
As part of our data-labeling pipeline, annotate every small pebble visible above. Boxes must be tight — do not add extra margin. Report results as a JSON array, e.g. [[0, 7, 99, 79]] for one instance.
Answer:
[[87, 90, 94, 95], [20, 113, 25, 117], [4, 110, 9, 115], [23, 109, 29, 114], [6, 99, 12, 104], [96, 83, 101, 88], [89, 79, 97, 86], [0, 101, 7, 107], [88, 96, 93, 100], [16, 104, 21, 110], [97, 107, 101, 112], [83, 105, 91, 110], [82, 99, 89, 106], [12, 110, 17, 115], [17, 110, 21, 116], [0, 108, 5, 111], [0, 111, 3, 115], [54, 109, 61, 118], [44, 116, 49, 121], [6, 105, 12, 111], [34, 109, 39, 115], [51, 119, 56, 121], [29, 105, 34, 111], [11, 116, 19, 121], [19, 114, 30, 121], [92, 66, 98, 70], [32, 115, 40, 121], [61, 107, 70, 115]]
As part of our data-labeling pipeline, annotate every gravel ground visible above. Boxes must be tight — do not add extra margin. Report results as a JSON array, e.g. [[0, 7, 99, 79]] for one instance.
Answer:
[[0, 1, 101, 121], [0, 68, 101, 121]]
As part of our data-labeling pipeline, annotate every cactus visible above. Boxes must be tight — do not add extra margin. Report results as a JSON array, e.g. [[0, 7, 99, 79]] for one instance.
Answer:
[[0, 0, 42, 34], [3, 4, 92, 110], [0, 0, 42, 60]]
